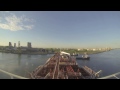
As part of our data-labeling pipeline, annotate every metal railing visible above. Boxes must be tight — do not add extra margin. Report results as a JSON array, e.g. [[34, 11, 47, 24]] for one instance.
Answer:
[[52, 56, 59, 79], [0, 69, 29, 79], [98, 72, 120, 79]]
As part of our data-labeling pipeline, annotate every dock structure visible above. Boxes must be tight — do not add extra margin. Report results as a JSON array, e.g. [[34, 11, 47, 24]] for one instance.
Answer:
[[30, 52, 97, 79]]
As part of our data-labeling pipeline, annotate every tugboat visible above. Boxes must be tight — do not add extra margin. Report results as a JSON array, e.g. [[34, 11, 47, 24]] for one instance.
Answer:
[[76, 52, 90, 60]]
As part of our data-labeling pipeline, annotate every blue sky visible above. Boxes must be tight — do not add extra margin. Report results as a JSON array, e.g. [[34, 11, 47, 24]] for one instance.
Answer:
[[0, 11, 120, 48]]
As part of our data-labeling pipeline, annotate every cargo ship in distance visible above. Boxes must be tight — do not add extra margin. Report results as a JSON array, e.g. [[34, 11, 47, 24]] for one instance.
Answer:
[[30, 51, 101, 79]]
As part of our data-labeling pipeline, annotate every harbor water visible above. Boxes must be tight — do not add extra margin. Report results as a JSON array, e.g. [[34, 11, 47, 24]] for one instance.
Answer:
[[0, 49, 120, 79]]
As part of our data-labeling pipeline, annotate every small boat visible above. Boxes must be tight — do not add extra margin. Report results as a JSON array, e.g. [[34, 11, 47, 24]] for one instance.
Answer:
[[76, 53, 90, 60], [76, 56, 90, 60]]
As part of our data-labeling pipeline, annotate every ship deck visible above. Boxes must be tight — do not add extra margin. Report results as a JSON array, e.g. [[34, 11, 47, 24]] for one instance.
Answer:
[[30, 52, 96, 79]]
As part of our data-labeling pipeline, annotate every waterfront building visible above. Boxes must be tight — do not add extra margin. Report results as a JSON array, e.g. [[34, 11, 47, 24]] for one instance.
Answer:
[[18, 41, 20, 47], [8, 42, 13, 49], [14, 43, 16, 48], [87, 49, 89, 51], [9, 42, 12, 47], [93, 49, 96, 51], [13, 43, 17, 50], [20, 46, 28, 51], [78, 49, 81, 51], [27, 42, 32, 48]]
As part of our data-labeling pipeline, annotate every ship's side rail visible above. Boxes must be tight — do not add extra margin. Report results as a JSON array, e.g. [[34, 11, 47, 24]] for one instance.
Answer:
[[0, 69, 29, 79], [83, 66, 96, 75], [98, 72, 120, 79]]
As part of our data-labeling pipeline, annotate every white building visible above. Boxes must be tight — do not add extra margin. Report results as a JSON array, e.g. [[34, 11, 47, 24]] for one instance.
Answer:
[[77, 49, 81, 51], [87, 49, 89, 51], [92, 49, 96, 51]]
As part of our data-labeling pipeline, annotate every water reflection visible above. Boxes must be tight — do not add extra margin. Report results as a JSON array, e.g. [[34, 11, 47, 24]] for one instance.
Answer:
[[18, 54, 21, 66], [82, 60, 89, 66], [27, 55, 31, 58]]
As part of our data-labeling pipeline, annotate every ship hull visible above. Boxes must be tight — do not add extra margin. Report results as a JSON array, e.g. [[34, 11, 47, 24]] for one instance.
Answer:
[[76, 57, 90, 60]]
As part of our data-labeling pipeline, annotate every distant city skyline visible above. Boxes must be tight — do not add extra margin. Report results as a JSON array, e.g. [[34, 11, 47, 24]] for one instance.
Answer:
[[2, 41, 112, 49], [0, 11, 120, 48]]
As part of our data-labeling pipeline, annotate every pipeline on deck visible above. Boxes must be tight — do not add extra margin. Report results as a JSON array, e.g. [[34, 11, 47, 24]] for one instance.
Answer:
[[30, 52, 97, 79]]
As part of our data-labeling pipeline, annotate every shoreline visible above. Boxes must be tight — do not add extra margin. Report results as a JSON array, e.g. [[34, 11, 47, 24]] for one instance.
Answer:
[[0, 51, 54, 55], [0, 50, 112, 55], [64, 50, 112, 55]]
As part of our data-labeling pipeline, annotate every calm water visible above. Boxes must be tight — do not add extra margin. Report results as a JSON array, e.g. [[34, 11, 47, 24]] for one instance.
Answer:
[[0, 49, 120, 79]]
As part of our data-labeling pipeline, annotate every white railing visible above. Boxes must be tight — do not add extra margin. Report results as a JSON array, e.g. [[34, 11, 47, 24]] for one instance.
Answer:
[[44, 72, 50, 79], [0, 69, 29, 79], [98, 72, 120, 79]]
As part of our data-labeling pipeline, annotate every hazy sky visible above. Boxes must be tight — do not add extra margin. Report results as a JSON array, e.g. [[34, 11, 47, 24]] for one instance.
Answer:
[[0, 11, 120, 48]]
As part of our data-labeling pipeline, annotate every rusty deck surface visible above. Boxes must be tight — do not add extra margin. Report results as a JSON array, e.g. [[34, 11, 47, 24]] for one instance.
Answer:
[[30, 52, 96, 79]]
